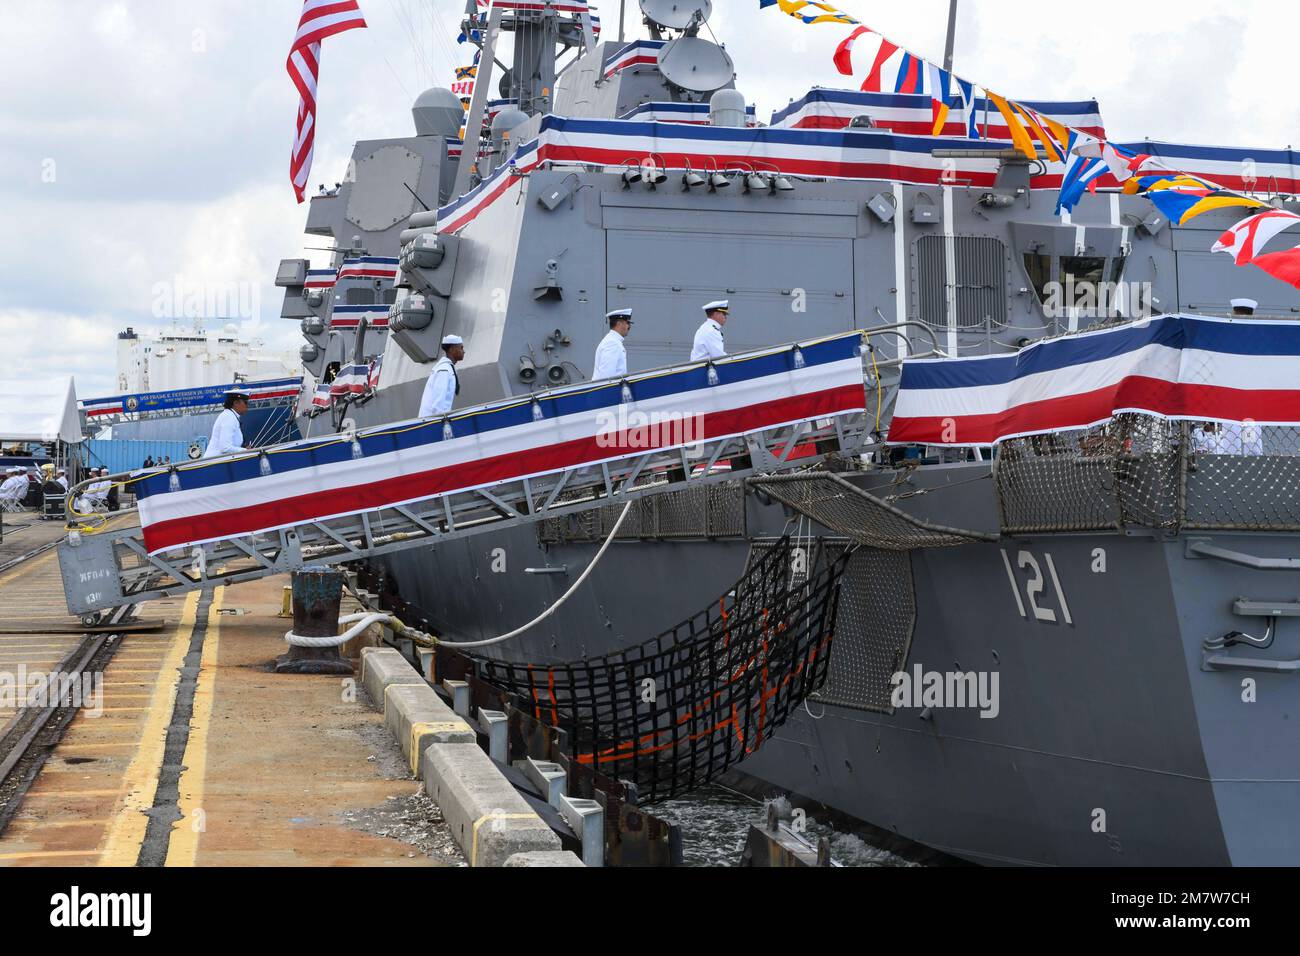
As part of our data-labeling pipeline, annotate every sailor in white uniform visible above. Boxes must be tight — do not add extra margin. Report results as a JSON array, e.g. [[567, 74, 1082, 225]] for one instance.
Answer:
[[419, 335, 465, 418], [203, 389, 249, 459], [0, 468, 26, 502], [593, 309, 633, 381], [1231, 298, 1258, 317], [691, 300, 730, 362]]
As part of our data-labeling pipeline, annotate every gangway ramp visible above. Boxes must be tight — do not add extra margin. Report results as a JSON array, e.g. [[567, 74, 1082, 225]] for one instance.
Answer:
[[59, 333, 872, 617]]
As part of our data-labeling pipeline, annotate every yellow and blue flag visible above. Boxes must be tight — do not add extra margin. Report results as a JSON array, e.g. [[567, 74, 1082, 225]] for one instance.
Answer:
[[759, 0, 859, 26]]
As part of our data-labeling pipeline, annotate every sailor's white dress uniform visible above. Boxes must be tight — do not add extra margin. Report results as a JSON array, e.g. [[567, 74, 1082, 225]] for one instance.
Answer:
[[690, 318, 727, 362], [202, 408, 245, 459], [592, 330, 628, 380], [419, 355, 460, 417]]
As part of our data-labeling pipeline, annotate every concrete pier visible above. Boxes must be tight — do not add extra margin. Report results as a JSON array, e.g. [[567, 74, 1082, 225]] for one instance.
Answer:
[[0, 566, 464, 866]]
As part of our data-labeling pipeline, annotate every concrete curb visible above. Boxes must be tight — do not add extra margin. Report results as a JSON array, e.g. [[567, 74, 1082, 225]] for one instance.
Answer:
[[423, 742, 564, 867], [359, 645, 579, 866], [360, 647, 425, 702], [505, 850, 585, 867], [382, 683, 477, 777]]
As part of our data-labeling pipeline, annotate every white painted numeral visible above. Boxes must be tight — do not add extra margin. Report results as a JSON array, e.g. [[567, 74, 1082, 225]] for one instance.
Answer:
[[1003, 548, 1073, 627]]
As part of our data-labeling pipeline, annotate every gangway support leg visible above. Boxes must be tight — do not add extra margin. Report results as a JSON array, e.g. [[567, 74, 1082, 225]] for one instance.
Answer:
[[276, 565, 354, 676]]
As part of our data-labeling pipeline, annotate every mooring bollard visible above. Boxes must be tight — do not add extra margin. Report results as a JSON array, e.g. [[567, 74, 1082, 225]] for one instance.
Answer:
[[276, 565, 354, 675]]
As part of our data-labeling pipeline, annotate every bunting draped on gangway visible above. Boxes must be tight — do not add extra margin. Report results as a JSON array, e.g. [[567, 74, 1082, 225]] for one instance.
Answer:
[[887, 314, 1300, 447], [132, 333, 867, 555]]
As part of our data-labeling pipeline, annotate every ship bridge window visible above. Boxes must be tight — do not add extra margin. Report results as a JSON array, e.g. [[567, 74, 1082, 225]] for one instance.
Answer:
[[1023, 253, 1052, 304], [383, 288, 398, 305], [345, 288, 376, 305], [1060, 256, 1107, 288], [916, 235, 1010, 331]]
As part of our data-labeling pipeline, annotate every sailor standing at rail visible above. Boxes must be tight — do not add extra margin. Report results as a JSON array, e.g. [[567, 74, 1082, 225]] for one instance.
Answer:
[[593, 309, 632, 381], [203, 388, 250, 459], [419, 335, 465, 418], [691, 300, 730, 362]]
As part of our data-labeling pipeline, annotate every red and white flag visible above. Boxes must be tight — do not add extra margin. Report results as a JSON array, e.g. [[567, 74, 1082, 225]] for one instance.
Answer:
[[288, 0, 368, 203], [1213, 209, 1300, 265]]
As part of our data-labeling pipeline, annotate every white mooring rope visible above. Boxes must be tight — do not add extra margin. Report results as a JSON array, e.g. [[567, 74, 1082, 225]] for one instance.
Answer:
[[283, 501, 635, 651]]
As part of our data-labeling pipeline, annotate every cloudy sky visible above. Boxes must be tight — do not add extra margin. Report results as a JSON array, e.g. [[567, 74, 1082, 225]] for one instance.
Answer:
[[4, 0, 1297, 398]]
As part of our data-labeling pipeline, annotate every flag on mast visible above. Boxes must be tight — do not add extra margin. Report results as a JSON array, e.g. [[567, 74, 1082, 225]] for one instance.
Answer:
[[287, 0, 368, 203]]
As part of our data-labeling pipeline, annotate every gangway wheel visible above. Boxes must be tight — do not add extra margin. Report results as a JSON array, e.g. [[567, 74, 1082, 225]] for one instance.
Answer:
[[81, 612, 102, 629]]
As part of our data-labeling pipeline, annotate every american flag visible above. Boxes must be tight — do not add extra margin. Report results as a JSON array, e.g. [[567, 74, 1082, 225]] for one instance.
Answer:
[[288, 0, 368, 203]]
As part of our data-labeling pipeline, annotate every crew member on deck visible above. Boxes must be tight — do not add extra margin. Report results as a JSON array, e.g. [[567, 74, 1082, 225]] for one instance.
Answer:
[[691, 300, 730, 361], [203, 389, 250, 459], [419, 335, 465, 418], [1232, 298, 1258, 316], [593, 309, 633, 381]]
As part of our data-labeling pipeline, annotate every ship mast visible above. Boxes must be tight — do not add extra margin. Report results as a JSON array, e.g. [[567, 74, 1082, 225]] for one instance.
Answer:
[[943, 0, 958, 71]]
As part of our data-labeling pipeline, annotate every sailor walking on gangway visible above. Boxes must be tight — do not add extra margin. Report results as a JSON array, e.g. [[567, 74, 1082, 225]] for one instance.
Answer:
[[203, 388, 250, 459], [691, 300, 730, 361], [593, 309, 633, 381], [419, 335, 465, 417]]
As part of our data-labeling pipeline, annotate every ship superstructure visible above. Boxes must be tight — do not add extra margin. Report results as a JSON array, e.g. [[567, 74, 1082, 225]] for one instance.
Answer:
[[258, 0, 1300, 865]]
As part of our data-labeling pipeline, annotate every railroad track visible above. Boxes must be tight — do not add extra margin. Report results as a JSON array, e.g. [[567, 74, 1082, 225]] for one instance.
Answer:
[[0, 604, 137, 834]]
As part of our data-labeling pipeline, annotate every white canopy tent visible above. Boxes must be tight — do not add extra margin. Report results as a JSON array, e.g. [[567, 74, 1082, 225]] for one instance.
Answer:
[[0, 376, 83, 444]]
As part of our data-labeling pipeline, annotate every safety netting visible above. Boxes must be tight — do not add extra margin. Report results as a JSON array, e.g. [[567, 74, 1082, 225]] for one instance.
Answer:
[[468, 538, 849, 805], [749, 472, 996, 549], [997, 414, 1300, 534]]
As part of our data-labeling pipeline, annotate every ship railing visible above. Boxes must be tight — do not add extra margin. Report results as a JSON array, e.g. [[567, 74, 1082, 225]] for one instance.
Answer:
[[995, 415, 1300, 535]]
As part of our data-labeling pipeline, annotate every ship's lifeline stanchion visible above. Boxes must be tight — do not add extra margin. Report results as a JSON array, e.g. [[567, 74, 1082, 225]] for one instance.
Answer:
[[278, 565, 355, 675]]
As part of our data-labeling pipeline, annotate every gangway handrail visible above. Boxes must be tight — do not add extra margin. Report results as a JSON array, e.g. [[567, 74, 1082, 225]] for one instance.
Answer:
[[58, 331, 874, 617]]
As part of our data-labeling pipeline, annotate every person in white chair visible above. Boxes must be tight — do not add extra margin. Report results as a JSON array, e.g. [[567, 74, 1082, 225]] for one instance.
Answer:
[[691, 300, 730, 362], [203, 389, 250, 459], [593, 309, 632, 381], [419, 335, 465, 418], [0, 468, 25, 507]]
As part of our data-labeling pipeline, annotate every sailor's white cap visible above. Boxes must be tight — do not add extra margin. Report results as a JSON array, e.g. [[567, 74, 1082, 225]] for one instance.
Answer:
[[224, 387, 250, 397], [1232, 298, 1259, 310], [607, 308, 633, 321], [704, 300, 730, 313], [442, 334, 464, 347]]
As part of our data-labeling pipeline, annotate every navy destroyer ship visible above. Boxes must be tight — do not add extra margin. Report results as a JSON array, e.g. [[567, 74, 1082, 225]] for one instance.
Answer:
[[268, 1, 1300, 865]]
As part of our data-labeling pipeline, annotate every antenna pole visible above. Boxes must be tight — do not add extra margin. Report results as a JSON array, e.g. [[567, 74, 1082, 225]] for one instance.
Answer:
[[618, 0, 627, 43], [943, 0, 958, 72]]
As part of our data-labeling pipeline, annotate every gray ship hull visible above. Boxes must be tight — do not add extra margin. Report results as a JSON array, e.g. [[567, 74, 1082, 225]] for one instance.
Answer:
[[369, 464, 1300, 866]]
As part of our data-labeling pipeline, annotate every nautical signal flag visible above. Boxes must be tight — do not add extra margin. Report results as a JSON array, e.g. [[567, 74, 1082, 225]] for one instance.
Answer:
[[758, 0, 859, 26], [1213, 209, 1300, 265], [1124, 174, 1269, 226], [288, 0, 368, 203], [1056, 131, 1111, 215], [1214, 209, 1300, 289]]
